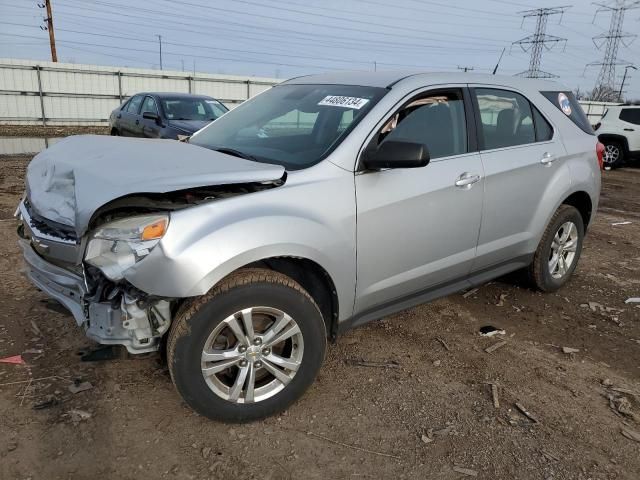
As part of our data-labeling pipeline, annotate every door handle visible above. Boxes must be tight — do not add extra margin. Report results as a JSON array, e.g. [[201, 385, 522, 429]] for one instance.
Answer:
[[135, 119, 140, 125], [455, 173, 481, 188], [624, 128, 634, 131], [540, 152, 556, 165]]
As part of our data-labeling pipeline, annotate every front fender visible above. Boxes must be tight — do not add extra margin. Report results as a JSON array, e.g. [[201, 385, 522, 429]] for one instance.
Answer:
[[123, 163, 357, 320]]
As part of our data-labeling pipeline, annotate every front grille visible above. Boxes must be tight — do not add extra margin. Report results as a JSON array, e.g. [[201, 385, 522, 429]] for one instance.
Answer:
[[24, 198, 78, 243]]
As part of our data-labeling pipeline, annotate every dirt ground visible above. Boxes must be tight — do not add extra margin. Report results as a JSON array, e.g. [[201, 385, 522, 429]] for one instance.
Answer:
[[1, 151, 639, 480], [0, 125, 109, 138]]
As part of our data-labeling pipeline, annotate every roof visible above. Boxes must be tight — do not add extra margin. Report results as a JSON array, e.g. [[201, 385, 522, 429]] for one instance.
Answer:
[[282, 71, 563, 90], [135, 92, 216, 99]]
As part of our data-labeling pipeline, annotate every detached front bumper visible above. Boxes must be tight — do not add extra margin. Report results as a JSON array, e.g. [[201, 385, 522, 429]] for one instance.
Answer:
[[19, 239, 167, 354]]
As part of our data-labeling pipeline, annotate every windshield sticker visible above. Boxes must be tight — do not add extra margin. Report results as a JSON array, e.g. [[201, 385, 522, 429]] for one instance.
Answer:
[[558, 93, 572, 116], [318, 96, 370, 109]]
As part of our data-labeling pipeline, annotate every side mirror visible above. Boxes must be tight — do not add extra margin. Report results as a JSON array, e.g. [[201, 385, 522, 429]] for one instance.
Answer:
[[142, 111, 160, 124], [362, 140, 430, 170]]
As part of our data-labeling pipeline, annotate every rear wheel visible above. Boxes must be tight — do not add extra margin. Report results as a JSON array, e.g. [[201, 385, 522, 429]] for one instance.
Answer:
[[167, 268, 326, 422], [602, 141, 624, 169], [527, 205, 584, 292]]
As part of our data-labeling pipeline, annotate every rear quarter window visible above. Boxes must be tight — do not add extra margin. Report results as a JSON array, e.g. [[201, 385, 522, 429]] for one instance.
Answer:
[[540, 91, 594, 135]]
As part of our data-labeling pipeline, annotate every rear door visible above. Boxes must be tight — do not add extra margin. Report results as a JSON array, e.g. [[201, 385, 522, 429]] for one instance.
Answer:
[[120, 94, 143, 136], [354, 87, 484, 314], [619, 108, 640, 151], [469, 86, 569, 270], [140, 95, 161, 138]]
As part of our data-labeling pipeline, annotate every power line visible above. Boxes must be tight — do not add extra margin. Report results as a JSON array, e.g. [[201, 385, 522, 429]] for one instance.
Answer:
[[587, 0, 640, 99], [512, 6, 571, 78]]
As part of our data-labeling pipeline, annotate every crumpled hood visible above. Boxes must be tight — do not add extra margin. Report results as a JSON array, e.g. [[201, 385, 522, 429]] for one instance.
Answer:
[[26, 135, 284, 236], [168, 119, 211, 133]]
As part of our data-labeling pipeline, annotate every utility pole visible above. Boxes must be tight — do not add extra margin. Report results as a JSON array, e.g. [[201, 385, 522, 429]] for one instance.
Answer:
[[39, 0, 57, 62], [156, 34, 163, 70], [457, 66, 474, 73], [512, 6, 570, 78], [618, 65, 637, 101], [587, 1, 640, 101]]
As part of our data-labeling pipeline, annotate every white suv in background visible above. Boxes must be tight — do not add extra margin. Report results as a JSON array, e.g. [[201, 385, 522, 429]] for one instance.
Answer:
[[595, 104, 640, 169]]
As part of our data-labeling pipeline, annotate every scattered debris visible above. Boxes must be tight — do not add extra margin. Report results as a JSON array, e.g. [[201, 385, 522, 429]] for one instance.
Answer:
[[78, 345, 120, 362], [452, 466, 478, 477], [68, 409, 92, 424], [611, 221, 631, 226], [562, 347, 580, 354], [433, 360, 441, 367], [462, 288, 479, 298], [22, 348, 43, 355], [515, 402, 540, 424], [479, 326, 506, 337], [625, 297, 640, 304], [490, 383, 500, 409], [485, 341, 507, 354], [305, 430, 400, 459], [33, 396, 59, 410], [435, 337, 451, 351], [68, 380, 93, 394], [541, 449, 560, 462], [0, 355, 26, 365], [420, 434, 433, 444], [621, 427, 640, 443], [496, 293, 507, 307], [345, 358, 400, 369], [30, 320, 42, 337], [587, 301, 603, 312], [611, 387, 640, 397], [201, 446, 212, 458], [602, 378, 613, 387]]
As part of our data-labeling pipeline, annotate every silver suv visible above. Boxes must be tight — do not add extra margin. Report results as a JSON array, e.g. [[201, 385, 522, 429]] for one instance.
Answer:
[[17, 72, 601, 422], [594, 104, 640, 169]]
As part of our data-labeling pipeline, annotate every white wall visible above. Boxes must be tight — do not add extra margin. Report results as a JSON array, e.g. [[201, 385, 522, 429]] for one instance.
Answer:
[[0, 58, 280, 126]]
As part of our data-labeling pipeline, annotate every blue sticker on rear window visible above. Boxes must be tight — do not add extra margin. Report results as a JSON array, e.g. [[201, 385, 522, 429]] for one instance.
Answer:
[[558, 93, 572, 116]]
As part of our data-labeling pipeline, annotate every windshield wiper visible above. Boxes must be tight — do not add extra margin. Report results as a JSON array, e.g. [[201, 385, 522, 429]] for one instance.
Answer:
[[213, 147, 258, 162]]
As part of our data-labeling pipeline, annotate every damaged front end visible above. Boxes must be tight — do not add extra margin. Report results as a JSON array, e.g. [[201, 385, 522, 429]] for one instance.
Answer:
[[17, 200, 173, 353]]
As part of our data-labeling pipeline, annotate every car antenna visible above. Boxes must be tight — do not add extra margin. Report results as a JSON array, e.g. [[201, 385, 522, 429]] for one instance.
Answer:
[[492, 48, 506, 75]]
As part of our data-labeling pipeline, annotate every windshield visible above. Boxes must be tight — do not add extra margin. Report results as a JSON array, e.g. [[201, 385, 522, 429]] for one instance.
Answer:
[[189, 84, 387, 170], [160, 97, 228, 121]]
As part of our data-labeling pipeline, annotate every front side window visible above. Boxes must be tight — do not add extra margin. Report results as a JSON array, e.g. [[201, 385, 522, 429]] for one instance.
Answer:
[[374, 90, 468, 159], [125, 95, 143, 114], [620, 108, 640, 125], [474, 88, 535, 149], [141, 96, 158, 115], [190, 84, 387, 170]]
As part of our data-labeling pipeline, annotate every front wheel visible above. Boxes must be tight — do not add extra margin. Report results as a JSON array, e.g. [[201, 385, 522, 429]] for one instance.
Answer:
[[527, 205, 584, 292], [602, 141, 624, 169], [167, 268, 326, 422]]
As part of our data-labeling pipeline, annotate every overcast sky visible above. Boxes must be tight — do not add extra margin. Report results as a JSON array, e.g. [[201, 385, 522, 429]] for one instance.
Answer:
[[1, 0, 639, 98]]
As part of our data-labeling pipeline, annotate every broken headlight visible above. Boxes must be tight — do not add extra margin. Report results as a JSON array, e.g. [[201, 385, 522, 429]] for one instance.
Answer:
[[84, 214, 168, 281]]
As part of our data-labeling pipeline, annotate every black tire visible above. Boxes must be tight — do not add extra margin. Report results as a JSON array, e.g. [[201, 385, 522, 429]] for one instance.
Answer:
[[602, 141, 624, 169], [110, 128, 119, 136], [167, 268, 326, 423], [527, 205, 584, 292]]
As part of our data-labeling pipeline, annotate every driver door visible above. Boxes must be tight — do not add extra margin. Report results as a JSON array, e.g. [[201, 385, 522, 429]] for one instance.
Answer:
[[354, 87, 484, 315]]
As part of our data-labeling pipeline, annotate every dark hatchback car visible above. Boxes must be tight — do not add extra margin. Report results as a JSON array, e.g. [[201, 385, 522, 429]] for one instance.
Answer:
[[109, 92, 229, 139]]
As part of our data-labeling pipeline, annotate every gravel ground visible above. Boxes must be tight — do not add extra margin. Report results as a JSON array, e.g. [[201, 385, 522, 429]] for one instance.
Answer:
[[1, 151, 639, 480]]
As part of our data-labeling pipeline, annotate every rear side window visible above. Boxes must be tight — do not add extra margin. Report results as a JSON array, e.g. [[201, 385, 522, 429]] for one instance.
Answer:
[[540, 91, 594, 135], [474, 88, 535, 149], [619, 108, 640, 125], [533, 107, 553, 141]]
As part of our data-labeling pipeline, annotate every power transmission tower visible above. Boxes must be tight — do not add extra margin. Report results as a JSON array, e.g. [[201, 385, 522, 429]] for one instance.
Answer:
[[38, 0, 57, 62], [512, 6, 570, 78], [587, 1, 640, 100]]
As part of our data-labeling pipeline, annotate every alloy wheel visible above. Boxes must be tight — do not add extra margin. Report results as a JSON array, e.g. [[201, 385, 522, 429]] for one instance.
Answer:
[[201, 307, 304, 404], [603, 144, 619, 165], [548, 221, 579, 279]]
